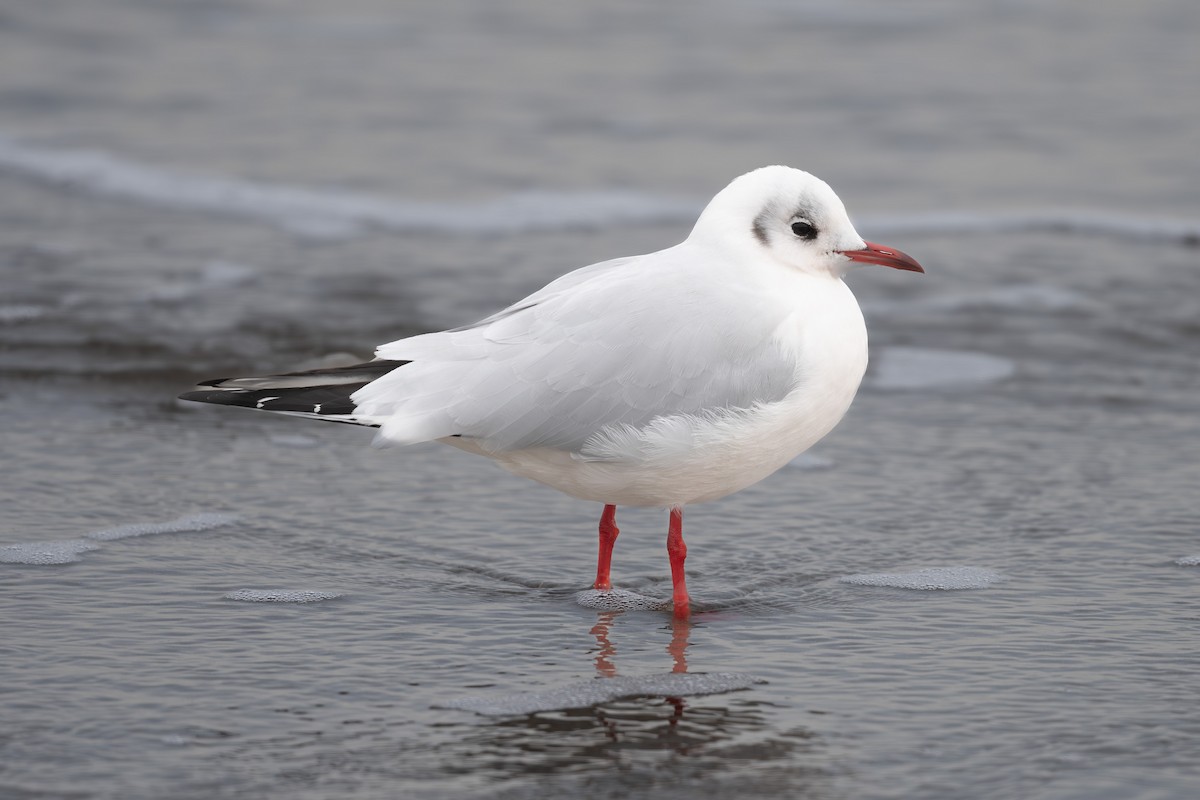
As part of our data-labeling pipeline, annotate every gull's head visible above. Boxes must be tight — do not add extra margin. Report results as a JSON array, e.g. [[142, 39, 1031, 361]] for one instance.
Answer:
[[689, 165, 923, 277]]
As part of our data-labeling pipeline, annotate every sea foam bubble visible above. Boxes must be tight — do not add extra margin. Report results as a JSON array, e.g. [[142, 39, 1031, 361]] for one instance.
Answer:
[[0, 513, 238, 566], [574, 588, 671, 612], [223, 589, 344, 603], [0, 539, 99, 565], [85, 512, 239, 541], [840, 566, 1004, 590], [785, 452, 834, 471]]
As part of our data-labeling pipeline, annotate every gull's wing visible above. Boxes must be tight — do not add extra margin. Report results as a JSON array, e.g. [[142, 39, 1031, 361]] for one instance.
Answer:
[[354, 245, 801, 452]]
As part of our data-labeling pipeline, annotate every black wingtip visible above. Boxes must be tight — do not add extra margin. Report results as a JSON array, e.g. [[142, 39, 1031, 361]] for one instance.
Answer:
[[177, 359, 409, 416], [178, 386, 364, 414]]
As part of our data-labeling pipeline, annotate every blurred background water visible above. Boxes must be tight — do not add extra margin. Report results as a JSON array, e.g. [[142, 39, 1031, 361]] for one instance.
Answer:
[[2, 1, 1199, 798]]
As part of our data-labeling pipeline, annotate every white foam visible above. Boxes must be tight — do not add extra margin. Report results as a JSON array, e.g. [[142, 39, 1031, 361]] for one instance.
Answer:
[[574, 588, 670, 611], [85, 512, 238, 541], [0, 134, 697, 238], [869, 346, 1015, 390], [840, 566, 1003, 590], [146, 261, 261, 303], [223, 589, 344, 603], [0, 304, 47, 324], [0, 538, 99, 565], [0, 513, 237, 567], [199, 260, 258, 288], [441, 672, 765, 716], [785, 452, 834, 471], [1174, 555, 1200, 567]]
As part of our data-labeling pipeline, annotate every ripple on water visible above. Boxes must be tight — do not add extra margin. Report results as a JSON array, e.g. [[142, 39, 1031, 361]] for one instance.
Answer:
[[440, 672, 766, 716]]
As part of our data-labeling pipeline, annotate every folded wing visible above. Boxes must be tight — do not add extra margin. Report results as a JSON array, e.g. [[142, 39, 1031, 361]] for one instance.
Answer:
[[355, 249, 801, 452]]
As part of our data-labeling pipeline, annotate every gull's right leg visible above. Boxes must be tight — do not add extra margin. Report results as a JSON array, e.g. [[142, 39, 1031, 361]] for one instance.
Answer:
[[593, 504, 620, 591]]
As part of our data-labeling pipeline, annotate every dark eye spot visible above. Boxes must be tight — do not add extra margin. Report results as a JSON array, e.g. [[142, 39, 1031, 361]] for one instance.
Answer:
[[791, 221, 818, 240]]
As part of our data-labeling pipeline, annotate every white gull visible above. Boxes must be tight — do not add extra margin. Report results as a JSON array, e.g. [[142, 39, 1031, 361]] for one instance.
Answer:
[[180, 166, 924, 616]]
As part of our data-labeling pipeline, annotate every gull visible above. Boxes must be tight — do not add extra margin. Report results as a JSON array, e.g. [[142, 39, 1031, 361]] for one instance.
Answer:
[[179, 166, 924, 617]]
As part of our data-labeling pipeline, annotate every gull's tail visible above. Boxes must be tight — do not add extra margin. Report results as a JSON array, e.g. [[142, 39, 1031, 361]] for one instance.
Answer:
[[178, 360, 408, 427]]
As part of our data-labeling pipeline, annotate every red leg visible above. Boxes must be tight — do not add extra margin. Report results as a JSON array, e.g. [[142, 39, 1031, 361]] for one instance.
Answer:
[[593, 504, 619, 590], [667, 506, 690, 618]]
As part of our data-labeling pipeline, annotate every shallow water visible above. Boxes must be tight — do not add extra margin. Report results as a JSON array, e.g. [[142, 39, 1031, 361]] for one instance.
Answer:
[[3, 1, 1200, 798]]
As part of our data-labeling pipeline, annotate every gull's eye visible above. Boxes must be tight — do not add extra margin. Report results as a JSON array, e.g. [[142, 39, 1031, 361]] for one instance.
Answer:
[[790, 220, 818, 240]]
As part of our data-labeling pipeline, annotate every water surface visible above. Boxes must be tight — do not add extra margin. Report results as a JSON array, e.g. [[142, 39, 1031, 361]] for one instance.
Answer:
[[3, 2, 1199, 798]]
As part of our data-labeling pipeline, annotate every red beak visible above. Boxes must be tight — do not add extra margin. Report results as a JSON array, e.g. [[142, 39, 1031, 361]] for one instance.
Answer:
[[838, 241, 925, 273]]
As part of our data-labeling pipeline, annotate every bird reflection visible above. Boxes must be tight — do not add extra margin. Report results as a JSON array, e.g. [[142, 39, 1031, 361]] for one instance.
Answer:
[[587, 609, 698, 747], [446, 612, 821, 792], [588, 610, 691, 742]]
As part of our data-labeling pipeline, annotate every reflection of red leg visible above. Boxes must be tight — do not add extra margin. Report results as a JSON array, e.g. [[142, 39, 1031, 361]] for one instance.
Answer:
[[667, 507, 690, 618], [593, 504, 620, 590], [667, 614, 690, 673], [590, 611, 619, 677]]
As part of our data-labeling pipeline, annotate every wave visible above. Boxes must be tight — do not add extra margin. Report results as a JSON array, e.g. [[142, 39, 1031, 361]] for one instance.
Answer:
[[862, 284, 1095, 317], [440, 672, 764, 716], [863, 209, 1200, 246], [3, 134, 1198, 244], [0, 134, 697, 238]]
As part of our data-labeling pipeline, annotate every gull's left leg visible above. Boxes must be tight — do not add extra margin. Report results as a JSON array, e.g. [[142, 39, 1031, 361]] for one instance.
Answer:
[[667, 506, 689, 618]]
